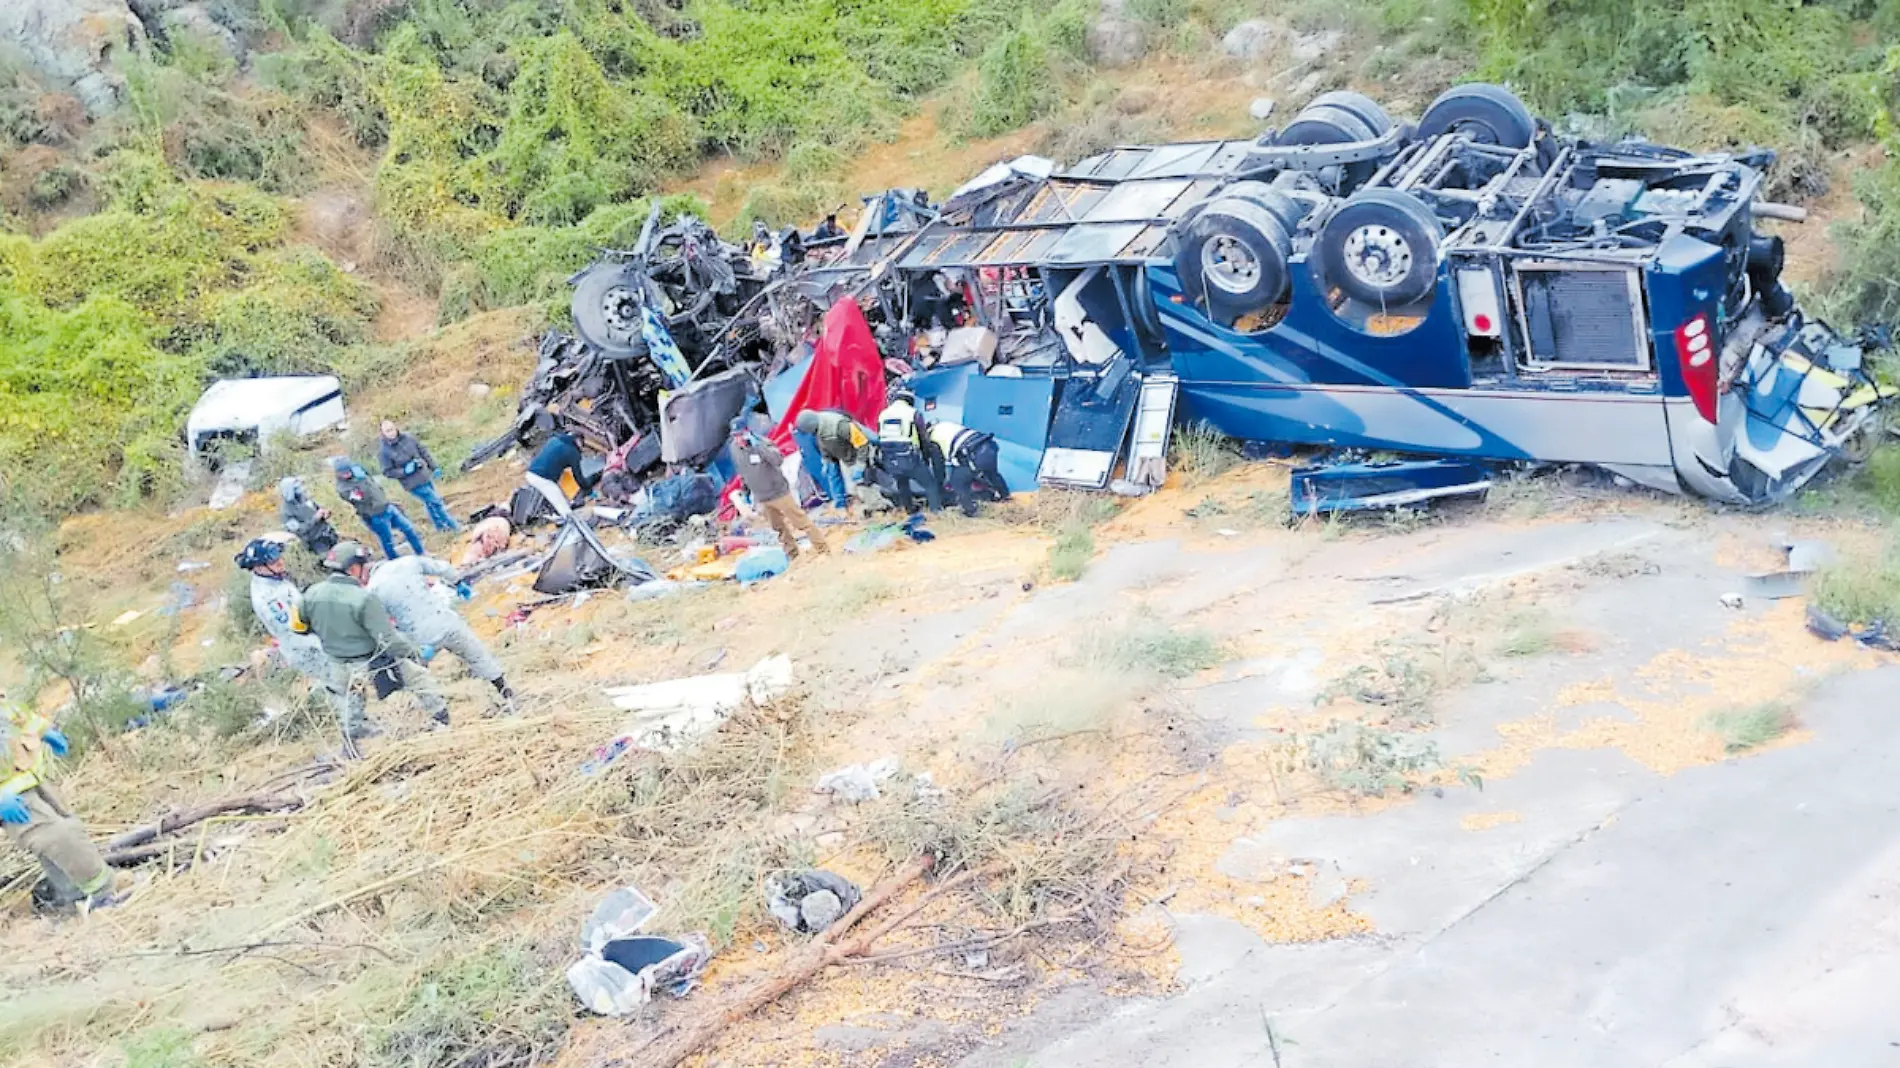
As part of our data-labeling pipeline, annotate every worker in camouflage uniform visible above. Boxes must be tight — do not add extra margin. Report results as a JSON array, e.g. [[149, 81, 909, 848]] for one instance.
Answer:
[[234, 537, 359, 736], [2, 695, 119, 911], [367, 553, 515, 714], [293, 541, 449, 733]]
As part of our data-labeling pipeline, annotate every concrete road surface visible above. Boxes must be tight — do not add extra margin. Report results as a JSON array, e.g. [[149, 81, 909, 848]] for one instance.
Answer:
[[985, 666, 1900, 1067]]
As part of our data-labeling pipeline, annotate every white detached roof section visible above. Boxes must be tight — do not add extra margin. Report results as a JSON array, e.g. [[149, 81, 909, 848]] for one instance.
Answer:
[[185, 375, 348, 454]]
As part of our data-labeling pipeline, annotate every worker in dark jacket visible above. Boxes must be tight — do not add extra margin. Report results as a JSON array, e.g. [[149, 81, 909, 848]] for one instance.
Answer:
[[730, 423, 827, 558], [791, 408, 871, 510], [293, 541, 448, 735], [528, 431, 596, 499], [874, 390, 942, 514], [379, 420, 458, 533], [279, 476, 339, 556], [928, 420, 1011, 516], [332, 457, 424, 560]]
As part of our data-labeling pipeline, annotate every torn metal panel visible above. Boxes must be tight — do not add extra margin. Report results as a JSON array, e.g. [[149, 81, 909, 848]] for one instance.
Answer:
[[1290, 460, 1494, 517]]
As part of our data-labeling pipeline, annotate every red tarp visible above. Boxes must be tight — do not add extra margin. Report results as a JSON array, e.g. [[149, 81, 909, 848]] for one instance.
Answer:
[[720, 298, 889, 513], [768, 297, 889, 446]]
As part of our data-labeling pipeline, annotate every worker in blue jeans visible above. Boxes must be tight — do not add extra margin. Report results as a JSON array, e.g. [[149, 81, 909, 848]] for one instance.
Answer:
[[379, 420, 459, 532], [331, 457, 424, 559]]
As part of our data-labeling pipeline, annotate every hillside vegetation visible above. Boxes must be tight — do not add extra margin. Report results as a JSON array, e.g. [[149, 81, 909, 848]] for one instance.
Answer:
[[4, 0, 1900, 515]]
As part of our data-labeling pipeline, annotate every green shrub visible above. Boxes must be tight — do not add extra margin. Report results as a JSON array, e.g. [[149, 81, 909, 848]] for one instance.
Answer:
[[372, 947, 569, 1068], [1040, 0, 1096, 62], [1703, 701, 1797, 752], [1129, 0, 1189, 27], [26, 164, 82, 208], [969, 26, 1057, 137]]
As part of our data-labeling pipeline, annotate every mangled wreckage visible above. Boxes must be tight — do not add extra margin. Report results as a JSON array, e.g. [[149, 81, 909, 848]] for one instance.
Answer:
[[480, 83, 1892, 519]]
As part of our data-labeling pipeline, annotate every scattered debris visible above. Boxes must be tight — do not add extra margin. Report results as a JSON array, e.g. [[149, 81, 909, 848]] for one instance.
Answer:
[[814, 757, 900, 802], [1806, 605, 1898, 650], [735, 545, 790, 584], [567, 885, 711, 1016], [1720, 592, 1745, 609], [766, 871, 864, 934], [1745, 538, 1837, 599], [602, 654, 796, 751]]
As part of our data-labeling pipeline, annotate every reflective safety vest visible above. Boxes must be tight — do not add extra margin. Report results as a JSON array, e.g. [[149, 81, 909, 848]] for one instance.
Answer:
[[928, 421, 981, 460], [3, 701, 55, 795], [878, 400, 922, 449]]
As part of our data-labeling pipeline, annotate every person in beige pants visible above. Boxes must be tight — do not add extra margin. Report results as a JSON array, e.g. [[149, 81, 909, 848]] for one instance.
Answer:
[[728, 423, 828, 558]]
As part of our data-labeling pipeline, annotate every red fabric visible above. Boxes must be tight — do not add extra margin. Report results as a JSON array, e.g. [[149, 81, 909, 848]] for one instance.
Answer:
[[719, 298, 889, 518], [770, 298, 889, 446]]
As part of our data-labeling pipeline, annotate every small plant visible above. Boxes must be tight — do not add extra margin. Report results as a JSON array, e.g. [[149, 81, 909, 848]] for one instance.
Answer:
[[1295, 720, 1443, 796], [1171, 421, 1241, 484], [1704, 702, 1797, 753], [1811, 543, 1900, 626], [1320, 641, 1480, 726], [121, 1028, 207, 1068], [180, 674, 265, 740], [373, 946, 569, 1068], [1047, 522, 1096, 581], [1077, 623, 1224, 679], [1495, 613, 1555, 658]]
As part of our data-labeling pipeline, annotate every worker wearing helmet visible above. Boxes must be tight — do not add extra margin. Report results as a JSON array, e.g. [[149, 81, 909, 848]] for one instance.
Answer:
[[294, 541, 449, 734], [2, 695, 119, 912], [927, 420, 1012, 517], [234, 536, 360, 737], [873, 389, 943, 514]]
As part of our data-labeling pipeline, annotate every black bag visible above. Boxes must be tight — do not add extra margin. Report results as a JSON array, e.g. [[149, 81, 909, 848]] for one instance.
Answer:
[[366, 651, 405, 700]]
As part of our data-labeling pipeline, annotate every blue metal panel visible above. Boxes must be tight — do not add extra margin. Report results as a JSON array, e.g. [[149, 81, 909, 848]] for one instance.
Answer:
[[963, 375, 1057, 492], [1155, 261, 1474, 390], [1644, 234, 1726, 401], [907, 363, 981, 426], [763, 344, 814, 423]]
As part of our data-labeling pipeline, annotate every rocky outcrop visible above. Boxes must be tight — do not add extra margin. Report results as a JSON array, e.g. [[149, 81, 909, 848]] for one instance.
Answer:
[[0, 0, 148, 116]]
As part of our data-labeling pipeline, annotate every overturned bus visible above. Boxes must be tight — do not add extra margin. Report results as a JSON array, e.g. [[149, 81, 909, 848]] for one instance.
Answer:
[[851, 83, 1888, 506]]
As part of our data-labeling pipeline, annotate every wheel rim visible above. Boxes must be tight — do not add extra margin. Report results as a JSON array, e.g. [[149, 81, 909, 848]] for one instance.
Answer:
[[1341, 224, 1413, 291], [597, 284, 644, 343], [1202, 234, 1261, 294]]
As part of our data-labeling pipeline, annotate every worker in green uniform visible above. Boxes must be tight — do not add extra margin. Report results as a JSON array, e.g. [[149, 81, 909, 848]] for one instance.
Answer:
[[293, 541, 449, 741]]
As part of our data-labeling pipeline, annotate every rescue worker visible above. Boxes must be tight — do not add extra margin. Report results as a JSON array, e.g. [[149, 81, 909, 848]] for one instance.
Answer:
[[234, 537, 361, 736], [279, 476, 339, 556], [874, 389, 943, 514], [294, 541, 449, 730], [527, 430, 596, 500], [729, 421, 828, 558], [791, 408, 872, 511], [367, 553, 516, 713], [379, 419, 459, 533], [811, 212, 845, 243], [927, 420, 1012, 516], [2, 696, 118, 911], [332, 457, 425, 560]]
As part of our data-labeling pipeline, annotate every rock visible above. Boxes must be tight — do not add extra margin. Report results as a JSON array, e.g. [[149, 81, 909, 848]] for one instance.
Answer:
[[1222, 18, 1275, 60], [158, 3, 241, 61], [467, 382, 493, 398], [1289, 29, 1343, 62], [1292, 69, 1328, 99], [1086, 15, 1147, 67], [799, 890, 845, 931], [0, 0, 148, 116], [1249, 97, 1276, 121]]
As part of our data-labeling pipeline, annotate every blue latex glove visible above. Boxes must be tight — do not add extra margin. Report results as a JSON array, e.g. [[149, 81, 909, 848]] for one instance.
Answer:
[[418, 644, 438, 663], [433, 468, 443, 480], [404, 460, 420, 475], [455, 582, 473, 601], [0, 794, 28, 826], [41, 729, 69, 757]]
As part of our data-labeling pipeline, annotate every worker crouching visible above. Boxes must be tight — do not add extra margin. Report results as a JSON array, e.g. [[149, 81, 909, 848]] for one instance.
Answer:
[[367, 553, 516, 715], [2, 698, 119, 912]]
